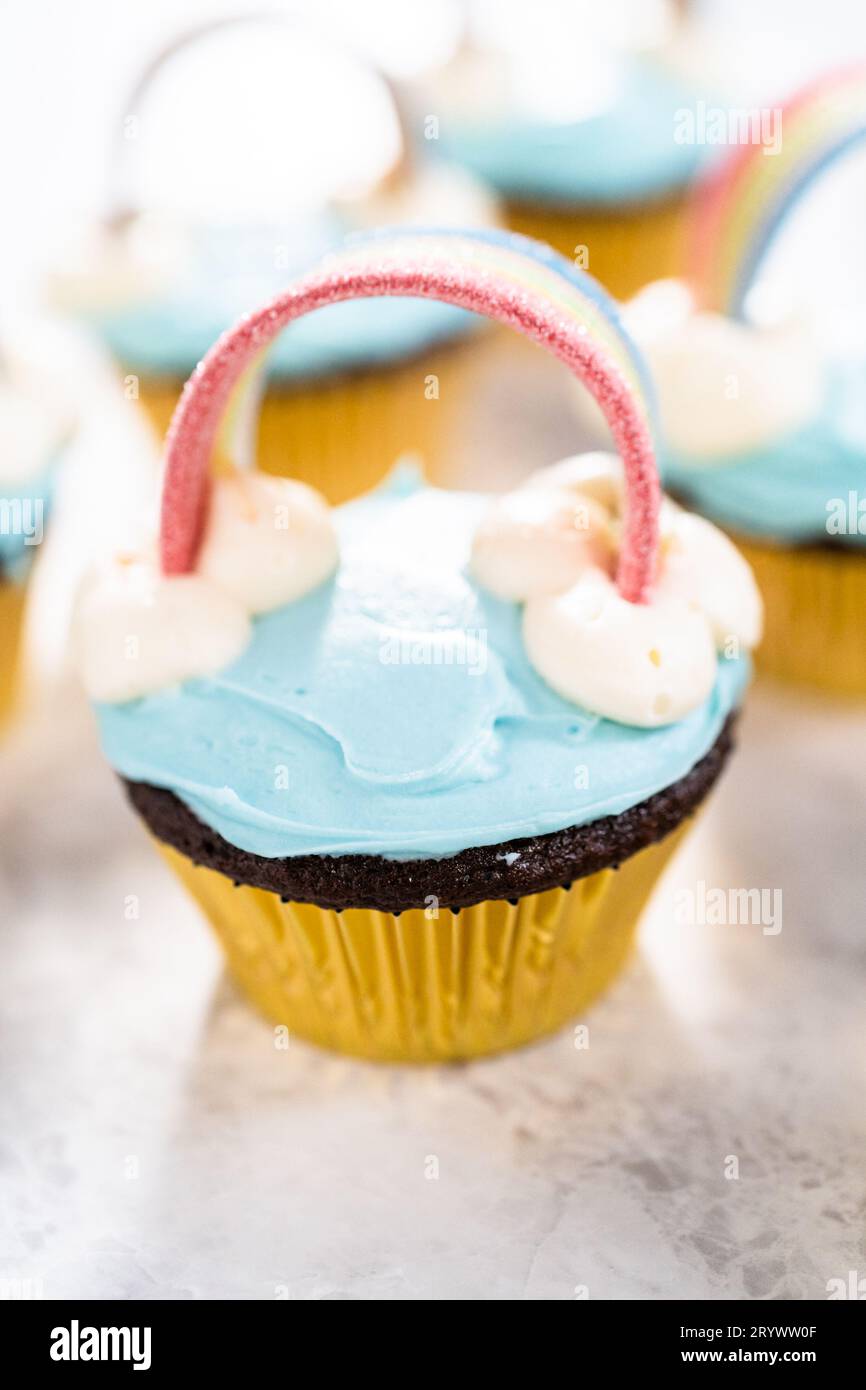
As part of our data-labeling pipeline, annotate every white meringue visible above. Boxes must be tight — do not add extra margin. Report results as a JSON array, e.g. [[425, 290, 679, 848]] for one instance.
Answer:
[[78, 469, 340, 702], [518, 451, 626, 512], [76, 557, 251, 703], [471, 453, 761, 727], [623, 279, 823, 460], [197, 473, 338, 614], [657, 507, 763, 650], [524, 569, 718, 728], [470, 486, 612, 600]]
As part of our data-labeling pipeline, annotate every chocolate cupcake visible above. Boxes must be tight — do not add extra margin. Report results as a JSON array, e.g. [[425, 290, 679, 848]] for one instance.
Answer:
[[75, 230, 761, 1061]]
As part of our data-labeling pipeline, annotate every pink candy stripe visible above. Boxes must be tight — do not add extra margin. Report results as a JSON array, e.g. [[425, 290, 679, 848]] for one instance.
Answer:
[[160, 257, 660, 603]]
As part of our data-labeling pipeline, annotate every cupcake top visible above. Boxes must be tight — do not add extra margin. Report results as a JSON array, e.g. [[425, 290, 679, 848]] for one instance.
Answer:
[[624, 66, 866, 546], [53, 167, 499, 384], [76, 230, 760, 863], [428, 22, 708, 207], [625, 280, 866, 546], [0, 361, 72, 580], [50, 17, 500, 383]]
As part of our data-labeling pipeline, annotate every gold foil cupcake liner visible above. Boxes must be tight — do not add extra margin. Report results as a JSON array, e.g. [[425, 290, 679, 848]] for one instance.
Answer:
[[0, 581, 27, 728], [159, 823, 687, 1062], [737, 536, 866, 696], [504, 194, 688, 301], [134, 337, 485, 504]]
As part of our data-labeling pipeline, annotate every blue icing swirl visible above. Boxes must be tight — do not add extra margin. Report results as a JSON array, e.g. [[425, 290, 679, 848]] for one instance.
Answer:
[[83, 215, 482, 381], [94, 471, 748, 861], [0, 456, 57, 581], [661, 357, 866, 546], [439, 58, 708, 206]]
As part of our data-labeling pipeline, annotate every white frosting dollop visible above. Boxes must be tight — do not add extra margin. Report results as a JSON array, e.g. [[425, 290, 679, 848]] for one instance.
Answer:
[[470, 452, 761, 727], [519, 451, 626, 512], [524, 571, 718, 726], [655, 507, 762, 650], [77, 473, 339, 702], [623, 279, 824, 460], [76, 558, 251, 703], [197, 473, 338, 613], [471, 485, 612, 600]]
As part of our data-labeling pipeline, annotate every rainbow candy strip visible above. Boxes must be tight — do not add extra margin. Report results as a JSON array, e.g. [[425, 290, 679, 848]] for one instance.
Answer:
[[160, 227, 661, 601], [350, 225, 659, 420], [220, 226, 657, 465], [691, 64, 866, 317]]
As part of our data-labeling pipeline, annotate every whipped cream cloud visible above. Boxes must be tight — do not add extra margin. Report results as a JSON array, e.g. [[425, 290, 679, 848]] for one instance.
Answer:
[[77, 473, 338, 702], [197, 473, 338, 613], [470, 453, 762, 727], [77, 561, 252, 704], [471, 482, 612, 601], [524, 570, 718, 727], [623, 279, 824, 460]]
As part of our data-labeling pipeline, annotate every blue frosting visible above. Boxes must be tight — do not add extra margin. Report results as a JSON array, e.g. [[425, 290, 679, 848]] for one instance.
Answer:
[[439, 57, 707, 206], [661, 357, 866, 546], [82, 214, 482, 381], [95, 470, 748, 861], [0, 457, 56, 582]]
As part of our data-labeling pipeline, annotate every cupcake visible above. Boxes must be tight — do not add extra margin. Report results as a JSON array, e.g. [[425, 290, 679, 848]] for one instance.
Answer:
[[0, 358, 72, 725], [618, 65, 866, 695], [425, 2, 709, 300], [49, 14, 500, 501], [75, 230, 760, 1062]]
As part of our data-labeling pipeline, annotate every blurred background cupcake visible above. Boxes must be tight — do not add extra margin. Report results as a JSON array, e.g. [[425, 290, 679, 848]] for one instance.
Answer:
[[422, 0, 715, 299], [0, 347, 74, 725], [47, 12, 502, 501], [618, 66, 866, 696]]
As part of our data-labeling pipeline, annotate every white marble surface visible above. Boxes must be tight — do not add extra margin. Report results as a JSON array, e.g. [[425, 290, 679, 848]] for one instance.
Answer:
[[2, 659, 865, 1301]]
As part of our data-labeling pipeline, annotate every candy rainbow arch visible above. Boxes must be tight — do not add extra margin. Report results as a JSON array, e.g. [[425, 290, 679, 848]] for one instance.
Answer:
[[356, 225, 659, 411], [691, 63, 866, 317], [159, 228, 661, 603]]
